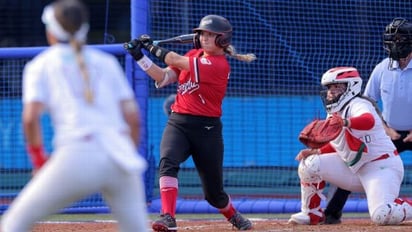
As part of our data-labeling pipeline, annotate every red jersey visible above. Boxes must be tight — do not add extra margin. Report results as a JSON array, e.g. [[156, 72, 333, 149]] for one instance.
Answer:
[[169, 49, 230, 117]]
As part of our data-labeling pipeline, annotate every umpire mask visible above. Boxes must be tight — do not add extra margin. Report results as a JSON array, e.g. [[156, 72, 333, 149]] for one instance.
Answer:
[[383, 18, 412, 61]]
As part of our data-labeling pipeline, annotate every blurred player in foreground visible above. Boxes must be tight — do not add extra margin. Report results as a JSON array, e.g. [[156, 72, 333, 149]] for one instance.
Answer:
[[324, 17, 412, 224], [288, 67, 412, 225], [125, 14, 256, 231], [0, 0, 148, 231]]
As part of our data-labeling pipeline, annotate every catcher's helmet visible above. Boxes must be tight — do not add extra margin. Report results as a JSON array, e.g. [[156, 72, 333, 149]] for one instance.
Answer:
[[320, 67, 362, 114], [383, 17, 412, 60], [193, 15, 232, 49]]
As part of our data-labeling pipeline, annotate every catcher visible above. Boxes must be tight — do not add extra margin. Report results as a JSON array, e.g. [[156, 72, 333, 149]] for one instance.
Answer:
[[288, 67, 412, 225]]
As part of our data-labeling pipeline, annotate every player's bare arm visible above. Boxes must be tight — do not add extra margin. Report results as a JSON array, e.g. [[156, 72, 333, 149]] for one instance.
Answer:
[[22, 102, 44, 146], [384, 124, 401, 140], [22, 101, 48, 172], [164, 52, 190, 70], [404, 130, 412, 142], [145, 64, 178, 86]]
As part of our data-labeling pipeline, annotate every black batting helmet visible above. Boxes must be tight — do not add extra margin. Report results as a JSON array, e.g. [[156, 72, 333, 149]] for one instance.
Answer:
[[383, 17, 412, 60], [193, 15, 232, 49]]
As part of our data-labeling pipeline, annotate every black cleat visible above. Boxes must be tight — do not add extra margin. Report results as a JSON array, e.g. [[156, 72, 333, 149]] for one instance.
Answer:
[[152, 213, 177, 231], [323, 211, 342, 224], [228, 212, 252, 230]]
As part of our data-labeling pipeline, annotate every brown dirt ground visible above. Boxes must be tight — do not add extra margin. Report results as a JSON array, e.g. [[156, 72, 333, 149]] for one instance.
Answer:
[[32, 218, 412, 232]]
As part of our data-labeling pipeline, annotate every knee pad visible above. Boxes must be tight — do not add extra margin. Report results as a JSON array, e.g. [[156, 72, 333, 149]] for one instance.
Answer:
[[371, 203, 405, 225], [298, 155, 322, 183]]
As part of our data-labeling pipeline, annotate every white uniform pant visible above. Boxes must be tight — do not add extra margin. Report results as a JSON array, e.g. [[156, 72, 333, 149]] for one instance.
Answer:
[[1, 139, 148, 232], [306, 153, 403, 217]]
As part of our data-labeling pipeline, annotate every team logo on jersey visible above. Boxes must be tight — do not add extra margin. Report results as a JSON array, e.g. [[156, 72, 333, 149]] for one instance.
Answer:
[[200, 57, 212, 65], [178, 79, 199, 94]]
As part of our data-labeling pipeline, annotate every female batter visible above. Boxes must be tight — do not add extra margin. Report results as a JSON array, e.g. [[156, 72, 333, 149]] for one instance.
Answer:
[[288, 67, 412, 225], [125, 15, 256, 231], [0, 0, 148, 231]]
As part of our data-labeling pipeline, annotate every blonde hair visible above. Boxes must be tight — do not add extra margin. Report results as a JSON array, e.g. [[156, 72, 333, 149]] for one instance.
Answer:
[[54, 0, 93, 103], [224, 45, 256, 62]]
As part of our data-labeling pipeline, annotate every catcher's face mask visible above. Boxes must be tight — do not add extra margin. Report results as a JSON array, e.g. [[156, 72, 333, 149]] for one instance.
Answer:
[[320, 83, 347, 112], [325, 83, 346, 101]]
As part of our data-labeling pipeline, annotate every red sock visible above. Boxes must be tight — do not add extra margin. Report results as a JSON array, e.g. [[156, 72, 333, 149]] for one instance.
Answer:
[[160, 187, 177, 217], [219, 202, 237, 219]]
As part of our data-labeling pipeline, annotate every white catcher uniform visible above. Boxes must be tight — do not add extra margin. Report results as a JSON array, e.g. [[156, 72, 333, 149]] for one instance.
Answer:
[[0, 44, 148, 232], [289, 67, 412, 225]]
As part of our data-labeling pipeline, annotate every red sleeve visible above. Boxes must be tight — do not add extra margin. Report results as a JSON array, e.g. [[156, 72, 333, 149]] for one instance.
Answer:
[[348, 112, 375, 130], [319, 143, 336, 153]]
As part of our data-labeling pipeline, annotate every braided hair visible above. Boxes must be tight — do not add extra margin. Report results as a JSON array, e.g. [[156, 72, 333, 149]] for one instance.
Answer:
[[52, 0, 93, 103]]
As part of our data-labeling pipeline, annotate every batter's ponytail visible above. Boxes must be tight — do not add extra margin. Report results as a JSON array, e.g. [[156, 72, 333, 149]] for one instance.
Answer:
[[224, 45, 256, 63]]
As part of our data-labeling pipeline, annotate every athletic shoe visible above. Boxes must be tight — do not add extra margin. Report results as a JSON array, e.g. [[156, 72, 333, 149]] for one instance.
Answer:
[[152, 213, 177, 232], [288, 211, 325, 225], [322, 211, 342, 224], [228, 212, 253, 230]]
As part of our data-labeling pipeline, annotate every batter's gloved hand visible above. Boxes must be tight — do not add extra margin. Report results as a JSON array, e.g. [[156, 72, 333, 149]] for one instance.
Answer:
[[123, 39, 144, 61], [137, 34, 170, 63], [138, 34, 153, 49]]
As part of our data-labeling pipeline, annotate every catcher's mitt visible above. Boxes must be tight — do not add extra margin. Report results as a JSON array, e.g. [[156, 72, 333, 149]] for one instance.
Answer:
[[299, 114, 345, 149]]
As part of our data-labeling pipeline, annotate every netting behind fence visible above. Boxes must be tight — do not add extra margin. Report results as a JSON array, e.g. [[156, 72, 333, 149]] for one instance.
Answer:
[[146, 0, 412, 202]]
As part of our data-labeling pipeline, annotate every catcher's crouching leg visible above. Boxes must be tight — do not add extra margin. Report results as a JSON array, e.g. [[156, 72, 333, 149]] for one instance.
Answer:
[[371, 198, 412, 225], [289, 155, 326, 225]]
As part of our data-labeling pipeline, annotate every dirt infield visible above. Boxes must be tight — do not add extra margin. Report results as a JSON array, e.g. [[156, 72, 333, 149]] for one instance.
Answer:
[[32, 218, 412, 232]]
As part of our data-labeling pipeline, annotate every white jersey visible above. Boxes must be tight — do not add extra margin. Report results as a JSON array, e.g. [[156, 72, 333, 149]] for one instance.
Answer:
[[331, 97, 396, 172], [22, 43, 146, 173], [23, 44, 131, 144], [336, 97, 396, 162]]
